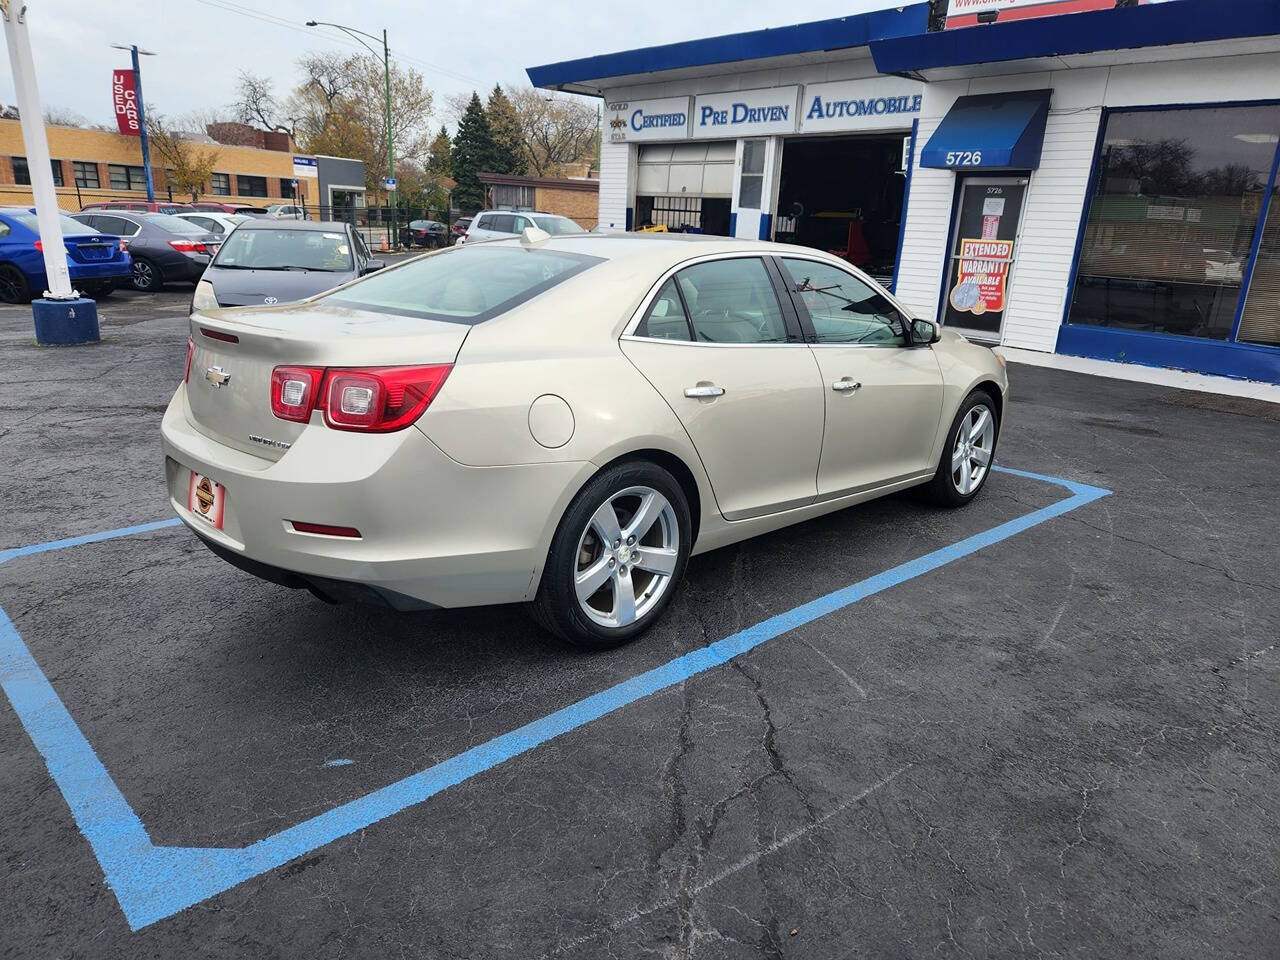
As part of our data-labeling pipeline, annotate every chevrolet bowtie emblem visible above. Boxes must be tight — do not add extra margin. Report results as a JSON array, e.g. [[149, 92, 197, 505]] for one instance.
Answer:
[[205, 365, 231, 388]]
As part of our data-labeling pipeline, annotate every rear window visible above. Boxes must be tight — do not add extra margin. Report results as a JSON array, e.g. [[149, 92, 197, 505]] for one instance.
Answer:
[[141, 213, 208, 234], [533, 216, 586, 236], [13, 213, 97, 235], [323, 245, 600, 324]]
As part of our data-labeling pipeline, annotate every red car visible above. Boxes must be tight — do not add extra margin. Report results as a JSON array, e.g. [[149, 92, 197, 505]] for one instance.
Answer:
[[80, 200, 193, 214]]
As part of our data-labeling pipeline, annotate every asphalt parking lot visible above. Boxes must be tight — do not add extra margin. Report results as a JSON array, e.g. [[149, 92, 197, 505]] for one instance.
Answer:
[[2, 286, 1278, 959]]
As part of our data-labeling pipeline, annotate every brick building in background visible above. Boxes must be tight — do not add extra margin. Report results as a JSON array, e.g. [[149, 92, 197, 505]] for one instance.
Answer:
[[477, 172, 600, 229], [0, 119, 338, 212]]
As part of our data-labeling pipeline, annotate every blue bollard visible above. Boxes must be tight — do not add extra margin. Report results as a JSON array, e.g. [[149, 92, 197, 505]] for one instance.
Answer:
[[32, 297, 99, 345]]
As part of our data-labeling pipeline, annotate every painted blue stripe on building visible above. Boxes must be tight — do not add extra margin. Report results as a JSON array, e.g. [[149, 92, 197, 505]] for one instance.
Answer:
[[0, 466, 1110, 929]]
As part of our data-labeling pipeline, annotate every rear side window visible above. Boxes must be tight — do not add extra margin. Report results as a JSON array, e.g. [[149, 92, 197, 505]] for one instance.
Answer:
[[491, 214, 515, 233], [676, 258, 789, 344], [635, 278, 692, 341], [323, 245, 601, 325]]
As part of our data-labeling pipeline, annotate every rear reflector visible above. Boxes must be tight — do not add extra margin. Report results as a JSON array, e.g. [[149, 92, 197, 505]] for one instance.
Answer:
[[184, 337, 194, 383], [200, 327, 239, 344], [289, 521, 362, 538]]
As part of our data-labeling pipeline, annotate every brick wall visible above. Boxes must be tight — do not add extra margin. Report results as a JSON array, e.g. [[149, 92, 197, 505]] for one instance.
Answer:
[[536, 185, 599, 229], [0, 118, 303, 211]]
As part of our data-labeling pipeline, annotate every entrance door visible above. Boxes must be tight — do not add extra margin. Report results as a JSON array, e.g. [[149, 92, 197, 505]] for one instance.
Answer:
[[620, 256, 824, 520], [941, 177, 1028, 342]]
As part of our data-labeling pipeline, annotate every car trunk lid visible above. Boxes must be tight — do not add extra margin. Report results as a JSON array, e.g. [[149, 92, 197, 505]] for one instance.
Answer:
[[185, 301, 470, 460]]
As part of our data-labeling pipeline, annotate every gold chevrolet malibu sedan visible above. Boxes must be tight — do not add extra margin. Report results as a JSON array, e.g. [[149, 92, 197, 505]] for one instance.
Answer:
[[162, 231, 1008, 648]]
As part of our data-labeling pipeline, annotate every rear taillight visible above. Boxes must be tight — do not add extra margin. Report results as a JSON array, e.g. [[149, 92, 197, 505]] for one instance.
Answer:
[[184, 337, 194, 383], [118, 239, 128, 252], [169, 239, 209, 254], [270, 365, 324, 422], [322, 365, 453, 432], [268, 364, 452, 432], [33, 239, 43, 252]]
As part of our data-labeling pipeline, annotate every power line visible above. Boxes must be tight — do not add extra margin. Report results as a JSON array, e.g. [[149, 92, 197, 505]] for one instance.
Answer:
[[189, 0, 486, 88]]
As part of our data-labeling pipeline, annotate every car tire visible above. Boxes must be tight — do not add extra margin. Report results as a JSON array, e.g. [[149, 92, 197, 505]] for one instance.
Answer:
[[921, 388, 1001, 507], [131, 257, 161, 292], [0, 263, 31, 304], [531, 460, 691, 650]]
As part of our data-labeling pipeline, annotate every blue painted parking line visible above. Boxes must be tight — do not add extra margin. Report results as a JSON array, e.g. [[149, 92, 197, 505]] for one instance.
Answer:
[[0, 466, 1110, 930], [0, 517, 182, 565]]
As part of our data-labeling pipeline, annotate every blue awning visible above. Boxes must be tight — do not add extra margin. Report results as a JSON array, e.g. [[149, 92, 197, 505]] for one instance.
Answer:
[[920, 90, 1051, 171]]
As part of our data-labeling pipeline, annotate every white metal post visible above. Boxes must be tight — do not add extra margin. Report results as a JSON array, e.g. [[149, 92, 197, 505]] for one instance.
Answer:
[[1, 0, 75, 298]]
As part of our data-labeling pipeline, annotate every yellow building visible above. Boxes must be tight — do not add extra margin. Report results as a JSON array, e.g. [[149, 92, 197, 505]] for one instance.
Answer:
[[0, 119, 315, 212]]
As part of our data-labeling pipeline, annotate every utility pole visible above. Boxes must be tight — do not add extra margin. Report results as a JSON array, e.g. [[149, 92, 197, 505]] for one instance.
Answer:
[[2, 0, 98, 343]]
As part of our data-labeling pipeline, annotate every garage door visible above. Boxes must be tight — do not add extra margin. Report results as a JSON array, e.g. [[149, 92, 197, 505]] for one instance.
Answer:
[[637, 141, 735, 198]]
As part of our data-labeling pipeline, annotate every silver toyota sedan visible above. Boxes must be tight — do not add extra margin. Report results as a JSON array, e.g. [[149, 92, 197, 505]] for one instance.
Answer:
[[162, 232, 1008, 649]]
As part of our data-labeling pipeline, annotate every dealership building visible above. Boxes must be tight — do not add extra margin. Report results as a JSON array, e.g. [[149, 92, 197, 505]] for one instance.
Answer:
[[528, 0, 1280, 383]]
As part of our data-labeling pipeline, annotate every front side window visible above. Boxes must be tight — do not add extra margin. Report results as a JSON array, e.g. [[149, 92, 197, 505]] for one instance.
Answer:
[[675, 258, 788, 344], [324, 246, 600, 324], [1067, 103, 1280, 341], [780, 258, 906, 345], [211, 173, 231, 196], [635, 277, 692, 341], [214, 228, 354, 272], [73, 161, 99, 189]]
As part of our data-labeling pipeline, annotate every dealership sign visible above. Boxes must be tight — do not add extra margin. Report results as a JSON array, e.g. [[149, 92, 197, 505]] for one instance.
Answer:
[[945, 0, 1127, 29], [292, 155, 319, 179], [111, 69, 140, 137], [692, 87, 799, 139], [605, 96, 692, 142], [798, 77, 924, 135]]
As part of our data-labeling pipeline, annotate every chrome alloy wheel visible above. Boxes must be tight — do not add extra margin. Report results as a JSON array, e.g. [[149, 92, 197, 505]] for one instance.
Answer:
[[951, 403, 995, 495], [574, 485, 680, 628]]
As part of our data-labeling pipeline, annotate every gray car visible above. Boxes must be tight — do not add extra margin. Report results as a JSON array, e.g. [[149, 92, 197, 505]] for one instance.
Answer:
[[71, 211, 222, 292], [191, 220, 385, 310]]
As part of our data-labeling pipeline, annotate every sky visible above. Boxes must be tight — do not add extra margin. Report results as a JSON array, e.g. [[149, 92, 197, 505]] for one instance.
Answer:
[[1, 0, 912, 130]]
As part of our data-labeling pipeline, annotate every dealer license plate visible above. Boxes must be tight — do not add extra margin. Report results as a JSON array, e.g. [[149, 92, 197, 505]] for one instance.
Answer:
[[187, 471, 226, 529]]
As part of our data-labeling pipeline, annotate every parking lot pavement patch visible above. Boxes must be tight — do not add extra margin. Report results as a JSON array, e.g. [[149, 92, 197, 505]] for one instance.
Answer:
[[0, 465, 1109, 930]]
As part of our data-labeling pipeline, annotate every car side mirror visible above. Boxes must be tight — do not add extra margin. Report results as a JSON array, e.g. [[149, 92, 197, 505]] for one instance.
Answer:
[[911, 318, 942, 345], [363, 259, 386, 274]]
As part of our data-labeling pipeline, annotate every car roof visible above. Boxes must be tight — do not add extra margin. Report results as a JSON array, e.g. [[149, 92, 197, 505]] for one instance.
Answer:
[[475, 232, 836, 267], [235, 219, 349, 231]]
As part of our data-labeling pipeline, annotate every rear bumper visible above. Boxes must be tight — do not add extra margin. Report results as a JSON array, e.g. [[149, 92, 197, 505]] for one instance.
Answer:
[[160, 385, 594, 608], [68, 261, 132, 283], [164, 255, 210, 282]]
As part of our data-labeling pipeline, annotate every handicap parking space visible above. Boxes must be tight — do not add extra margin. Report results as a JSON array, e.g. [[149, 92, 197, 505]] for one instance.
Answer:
[[2, 300, 1278, 958]]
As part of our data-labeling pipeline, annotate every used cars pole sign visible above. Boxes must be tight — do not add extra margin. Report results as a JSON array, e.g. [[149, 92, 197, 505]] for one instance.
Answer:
[[111, 69, 140, 137], [605, 96, 692, 143], [691, 87, 800, 139]]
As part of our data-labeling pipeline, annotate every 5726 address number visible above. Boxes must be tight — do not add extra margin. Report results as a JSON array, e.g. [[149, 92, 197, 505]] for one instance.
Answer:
[[945, 151, 983, 167]]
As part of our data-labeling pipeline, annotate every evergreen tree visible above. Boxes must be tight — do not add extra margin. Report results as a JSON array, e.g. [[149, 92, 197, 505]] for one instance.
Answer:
[[451, 93, 496, 212], [486, 85, 527, 175], [426, 126, 452, 178]]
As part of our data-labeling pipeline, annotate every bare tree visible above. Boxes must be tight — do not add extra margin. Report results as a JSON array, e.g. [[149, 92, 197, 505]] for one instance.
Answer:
[[146, 113, 219, 201], [507, 87, 597, 177], [232, 71, 290, 133], [43, 105, 91, 127]]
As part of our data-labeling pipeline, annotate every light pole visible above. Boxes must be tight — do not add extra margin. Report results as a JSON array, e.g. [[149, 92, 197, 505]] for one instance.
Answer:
[[110, 44, 156, 203], [305, 19, 396, 250]]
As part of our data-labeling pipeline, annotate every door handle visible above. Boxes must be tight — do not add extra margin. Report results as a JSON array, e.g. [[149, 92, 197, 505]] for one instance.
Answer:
[[831, 378, 862, 392], [684, 384, 725, 398]]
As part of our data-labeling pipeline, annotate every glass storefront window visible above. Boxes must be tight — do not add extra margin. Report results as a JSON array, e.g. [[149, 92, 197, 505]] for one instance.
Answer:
[[1237, 174, 1280, 346], [1066, 104, 1280, 341]]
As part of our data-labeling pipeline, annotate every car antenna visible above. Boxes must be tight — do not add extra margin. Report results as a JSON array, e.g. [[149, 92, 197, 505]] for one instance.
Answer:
[[520, 226, 551, 247]]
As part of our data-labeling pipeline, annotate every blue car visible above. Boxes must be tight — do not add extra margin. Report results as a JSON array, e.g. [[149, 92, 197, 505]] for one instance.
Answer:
[[0, 206, 132, 303]]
